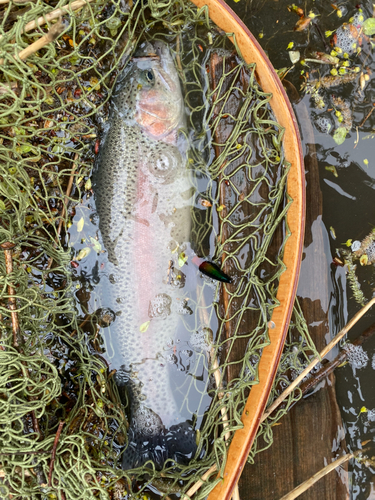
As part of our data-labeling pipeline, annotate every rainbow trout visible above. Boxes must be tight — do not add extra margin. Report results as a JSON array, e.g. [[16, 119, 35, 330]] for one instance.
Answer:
[[92, 42, 198, 470]]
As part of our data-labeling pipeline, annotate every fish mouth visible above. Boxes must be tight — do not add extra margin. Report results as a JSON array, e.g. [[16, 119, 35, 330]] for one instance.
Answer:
[[131, 54, 160, 62]]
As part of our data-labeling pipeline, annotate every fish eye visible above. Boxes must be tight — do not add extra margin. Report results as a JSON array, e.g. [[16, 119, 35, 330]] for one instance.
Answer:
[[144, 69, 154, 83]]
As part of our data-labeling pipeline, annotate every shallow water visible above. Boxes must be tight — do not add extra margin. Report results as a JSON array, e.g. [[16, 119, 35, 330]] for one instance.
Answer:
[[227, 0, 375, 497]]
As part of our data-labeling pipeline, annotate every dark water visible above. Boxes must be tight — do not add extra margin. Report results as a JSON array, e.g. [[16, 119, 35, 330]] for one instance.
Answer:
[[226, 0, 375, 498]]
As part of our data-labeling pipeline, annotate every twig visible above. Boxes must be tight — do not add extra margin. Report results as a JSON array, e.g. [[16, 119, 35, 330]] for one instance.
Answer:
[[184, 464, 218, 498], [0, 0, 32, 3], [48, 421, 65, 487], [31, 410, 41, 438], [262, 297, 375, 422], [198, 286, 231, 441], [0, 18, 64, 65], [194, 285, 238, 499], [359, 103, 375, 128], [1, 246, 42, 436], [57, 153, 78, 235], [278, 453, 354, 500], [0, 82, 18, 95], [1, 242, 19, 346], [69, 314, 91, 337], [46, 153, 78, 270], [313, 23, 330, 52], [299, 321, 375, 395], [21, 0, 94, 36]]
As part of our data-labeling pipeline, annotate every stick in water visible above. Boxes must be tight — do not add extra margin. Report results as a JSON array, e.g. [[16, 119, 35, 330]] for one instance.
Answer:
[[48, 421, 65, 487], [262, 296, 375, 422], [0, 18, 64, 65], [1, 242, 19, 346], [278, 453, 354, 500]]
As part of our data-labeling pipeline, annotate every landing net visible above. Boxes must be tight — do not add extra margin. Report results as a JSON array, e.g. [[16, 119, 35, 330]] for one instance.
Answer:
[[0, 1, 316, 498]]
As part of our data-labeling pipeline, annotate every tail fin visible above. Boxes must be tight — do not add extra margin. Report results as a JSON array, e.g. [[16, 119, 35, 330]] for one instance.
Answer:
[[122, 420, 197, 470]]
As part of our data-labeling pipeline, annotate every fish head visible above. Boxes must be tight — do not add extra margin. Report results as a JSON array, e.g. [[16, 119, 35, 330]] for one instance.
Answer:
[[113, 41, 185, 143]]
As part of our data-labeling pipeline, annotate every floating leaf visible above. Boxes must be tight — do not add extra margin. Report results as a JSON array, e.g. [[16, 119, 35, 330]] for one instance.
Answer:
[[106, 17, 122, 29], [90, 236, 102, 254], [351, 240, 361, 251], [52, 145, 63, 154], [178, 252, 188, 268], [289, 50, 300, 64], [295, 16, 312, 31], [312, 52, 339, 64], [76, 247, 91, 261], [200, 199, 212, 207], [195, 429, 201, 445], [139, 320, 150, 333], [360, 406, 368, 414], [363, 18, 375, 36], [88, 77, 100, 91], [360, 254, 368, 266], [217, 204, 226, 212], [325, 165, 338, 177], [77, 217, 84, 233], [333, 126, 347, 145], [343, 239, 352, 247], [329, 226, 336, 240]]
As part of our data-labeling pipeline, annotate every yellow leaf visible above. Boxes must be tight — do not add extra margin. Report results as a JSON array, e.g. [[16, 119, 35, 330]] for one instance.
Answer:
[[217, 205, 226, 212], [325, 165, 338, 177], [89, 236, 102, 254], [360, 406, 367, 413], [76, 247, 91, 261], [77, 217, 84, 233], [140, 321, 150, 333], [337, 360, 349, 368], [287, 42, 294, 50], [344, 239, 352, 247], [85, 178, 92, 190], [360, 254, 368, 266], [178, 252, 188, 267]]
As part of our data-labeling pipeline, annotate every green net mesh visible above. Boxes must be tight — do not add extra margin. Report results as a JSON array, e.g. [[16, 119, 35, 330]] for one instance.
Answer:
[[0, 1, 318, 498]]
